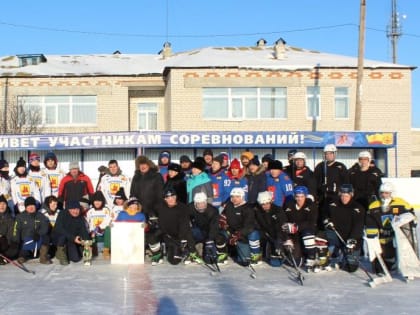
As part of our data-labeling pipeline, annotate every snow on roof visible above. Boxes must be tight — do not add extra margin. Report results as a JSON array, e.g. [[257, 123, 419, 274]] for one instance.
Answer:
[[0, 45, 412, 77]]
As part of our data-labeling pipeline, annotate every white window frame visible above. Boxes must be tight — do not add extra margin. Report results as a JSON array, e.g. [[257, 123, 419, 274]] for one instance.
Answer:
[[334, 87, 349, 119], [306, 86, 321, 120], [18, 95, 97, 126], [202, 87, 287, 120], [137, 102, 158, 130]]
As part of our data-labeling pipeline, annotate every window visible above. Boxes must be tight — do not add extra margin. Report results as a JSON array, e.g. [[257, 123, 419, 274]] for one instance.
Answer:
[[18, 95, 97, 126], [203, 87, 287, 120], [306, 86, 320, 119], [137, 103, 157, 130], [334, 87, 349, 119]]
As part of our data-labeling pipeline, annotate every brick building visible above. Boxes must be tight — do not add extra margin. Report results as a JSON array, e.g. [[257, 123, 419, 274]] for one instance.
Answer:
[[0, 42, 415, 181]]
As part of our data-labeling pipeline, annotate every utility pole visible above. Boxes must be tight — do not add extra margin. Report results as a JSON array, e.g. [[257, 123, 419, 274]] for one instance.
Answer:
[[354, 0, 366, 131], [387, 0, 403, 64]]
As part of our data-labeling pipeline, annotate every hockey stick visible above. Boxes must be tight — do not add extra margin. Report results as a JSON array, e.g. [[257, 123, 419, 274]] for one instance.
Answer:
[[285, 246, 304, 285], [235, 243, 257, 279], [330, 227, 387, 286], [0, 254, 36, 274]]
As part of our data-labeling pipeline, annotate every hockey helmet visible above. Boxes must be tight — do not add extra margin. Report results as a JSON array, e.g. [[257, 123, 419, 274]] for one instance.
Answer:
[[293, 186, 308, 196], [230, 187, 245, 198], [379, 182, 394, 194], [293, 152, 306, 160], [339, 184, 354, 194], [323, 144, 337, 153], [193, 192, 208, 203], [257, 191, 273, 204], [358, 151, 371, 160]]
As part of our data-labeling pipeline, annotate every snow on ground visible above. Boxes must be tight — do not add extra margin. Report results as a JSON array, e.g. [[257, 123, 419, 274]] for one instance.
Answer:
[[1, 257, 419, 315]]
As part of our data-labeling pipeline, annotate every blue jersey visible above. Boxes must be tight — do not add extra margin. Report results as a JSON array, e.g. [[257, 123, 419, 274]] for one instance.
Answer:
[[266, 172, 294, 207], [115, 211, 146, 222], [225, 177, 248, 202], [209, 170, 230, 207]]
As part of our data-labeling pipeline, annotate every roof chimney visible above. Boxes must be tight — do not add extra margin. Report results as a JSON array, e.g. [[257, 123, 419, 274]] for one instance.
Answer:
[[274, 38, 287, 60], [256, 38, 267, 47], [160, 42, 172, 59]]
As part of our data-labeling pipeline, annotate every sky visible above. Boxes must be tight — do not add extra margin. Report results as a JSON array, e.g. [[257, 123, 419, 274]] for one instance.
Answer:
[[1, 0, 419, 127]]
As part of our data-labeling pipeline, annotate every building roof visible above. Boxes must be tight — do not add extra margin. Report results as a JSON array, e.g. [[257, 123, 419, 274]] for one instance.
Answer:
[[0, 45, 414, 77]]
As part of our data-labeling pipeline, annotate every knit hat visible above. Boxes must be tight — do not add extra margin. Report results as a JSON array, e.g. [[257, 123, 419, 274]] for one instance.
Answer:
[[16, 157, 26, 168], [0, 159, 8, 169], [159, 151, 171, 160], [262, 154, 274, 163], [66, 200, 81, 210], [24, 196, 37, 208], [249, 155, 260, 166], [240, 151, 254, 161], [168, 163, 181, 173], [213, 154, 224, 165], [91, 191, 106, 204], [230, 158, 241, 169], [126, 197, 140, 208], [163, 188, 177, 198], [29, 153, 40, 163], [114, 188, 128, 203], [268, 160, 283, 170], [69, 161, 80, 170], [179, 155, 192, 163], [202, 149, 213, 157], [44, 151, 57, 162], [0, 194, 8, 205], [191, 157, 206, 172]]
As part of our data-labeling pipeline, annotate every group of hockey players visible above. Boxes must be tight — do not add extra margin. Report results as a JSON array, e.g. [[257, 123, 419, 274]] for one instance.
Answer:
[[0, 146, 418, 281]]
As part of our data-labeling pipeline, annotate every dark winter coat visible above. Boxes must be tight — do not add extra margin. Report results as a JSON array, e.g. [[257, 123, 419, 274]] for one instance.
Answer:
[[222, 201, 256, 237], [164, 172, 187, 204], [186, 171, 213, 204], [254, 203, 288, 242], [314, 160, 349, 200], [348, 163, 382, 210], [187, 202, 219, 241], [0, 209, 14, 244], [58, 171, 94, 204], [155, 201, 194, 250], [52, 209, 90, 242], [325, 197, 365, 242], [287, 166, 317, 201], [283, 198, 318, 234], [12, 211, 49, 244], [130, 166, 164, 218], [246, 165, 267, 206]]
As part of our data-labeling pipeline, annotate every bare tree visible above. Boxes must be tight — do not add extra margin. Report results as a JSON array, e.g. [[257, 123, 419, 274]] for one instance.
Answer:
[[1, 99, 44, 134]]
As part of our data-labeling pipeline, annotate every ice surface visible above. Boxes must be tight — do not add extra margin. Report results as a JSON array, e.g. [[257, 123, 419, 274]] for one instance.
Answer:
[[1, 257, 419, 315]]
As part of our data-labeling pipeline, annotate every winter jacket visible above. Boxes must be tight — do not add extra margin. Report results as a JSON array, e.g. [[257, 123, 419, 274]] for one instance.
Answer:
[[187, 202, 219, 241], [254, 203, 288, 242], [58, 171, 94, 204], [348, 163, 382, 210], [52, 209, 90, 242], [283, 198, 318, 234], [0, 209, 14, 244], [222, 201, 256, 238], [164, 172, 187, 204], [12, 211, 49, 244], [246, 165, 267, 206], [186, 171, 213, 204]]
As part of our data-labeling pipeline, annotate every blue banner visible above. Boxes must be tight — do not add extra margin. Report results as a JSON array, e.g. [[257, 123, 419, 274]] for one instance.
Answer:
[[0, 131, 396, 151]]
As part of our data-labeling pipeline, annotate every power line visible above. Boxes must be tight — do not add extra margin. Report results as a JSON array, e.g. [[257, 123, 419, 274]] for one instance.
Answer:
[[1, 19, 419, 40]]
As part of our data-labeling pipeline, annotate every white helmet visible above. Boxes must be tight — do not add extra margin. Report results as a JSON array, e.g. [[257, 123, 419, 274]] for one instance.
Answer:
[[379, 182, 394, 194], [257, 191, 273, 204], [323, 144, 337, 153], [230, 187, 245, 198], [293, 152, 306, 160], [193, 192, 208, 203], [358, 151, 371, 160]]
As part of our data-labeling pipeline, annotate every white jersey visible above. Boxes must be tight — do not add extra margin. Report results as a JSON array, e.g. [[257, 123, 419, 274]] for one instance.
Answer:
[[40, 208, 60, 227], [0, 176, 11, 200], [98, 174, 130, 207], [111, 204, 124, 221], [10, 175, 41, 212], [41, 168, 65, 199], [28, 169, 44, 191], [86, 207, 112, 232]]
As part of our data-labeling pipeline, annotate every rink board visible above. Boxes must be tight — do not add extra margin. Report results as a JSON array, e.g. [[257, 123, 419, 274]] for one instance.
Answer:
[[111, 222, 145, 264]]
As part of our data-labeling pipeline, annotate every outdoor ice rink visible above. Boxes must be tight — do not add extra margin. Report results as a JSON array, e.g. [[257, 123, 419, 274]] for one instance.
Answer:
[[2, 256, 420, 315]]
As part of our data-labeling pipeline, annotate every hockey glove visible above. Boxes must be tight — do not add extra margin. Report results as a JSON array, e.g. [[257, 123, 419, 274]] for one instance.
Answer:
[[219, 213, 229, 230], [229, 231, 241, 246], [323, 218, 334, 230], [32, 233, 41, 242], [282, 223, 298, 234]]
